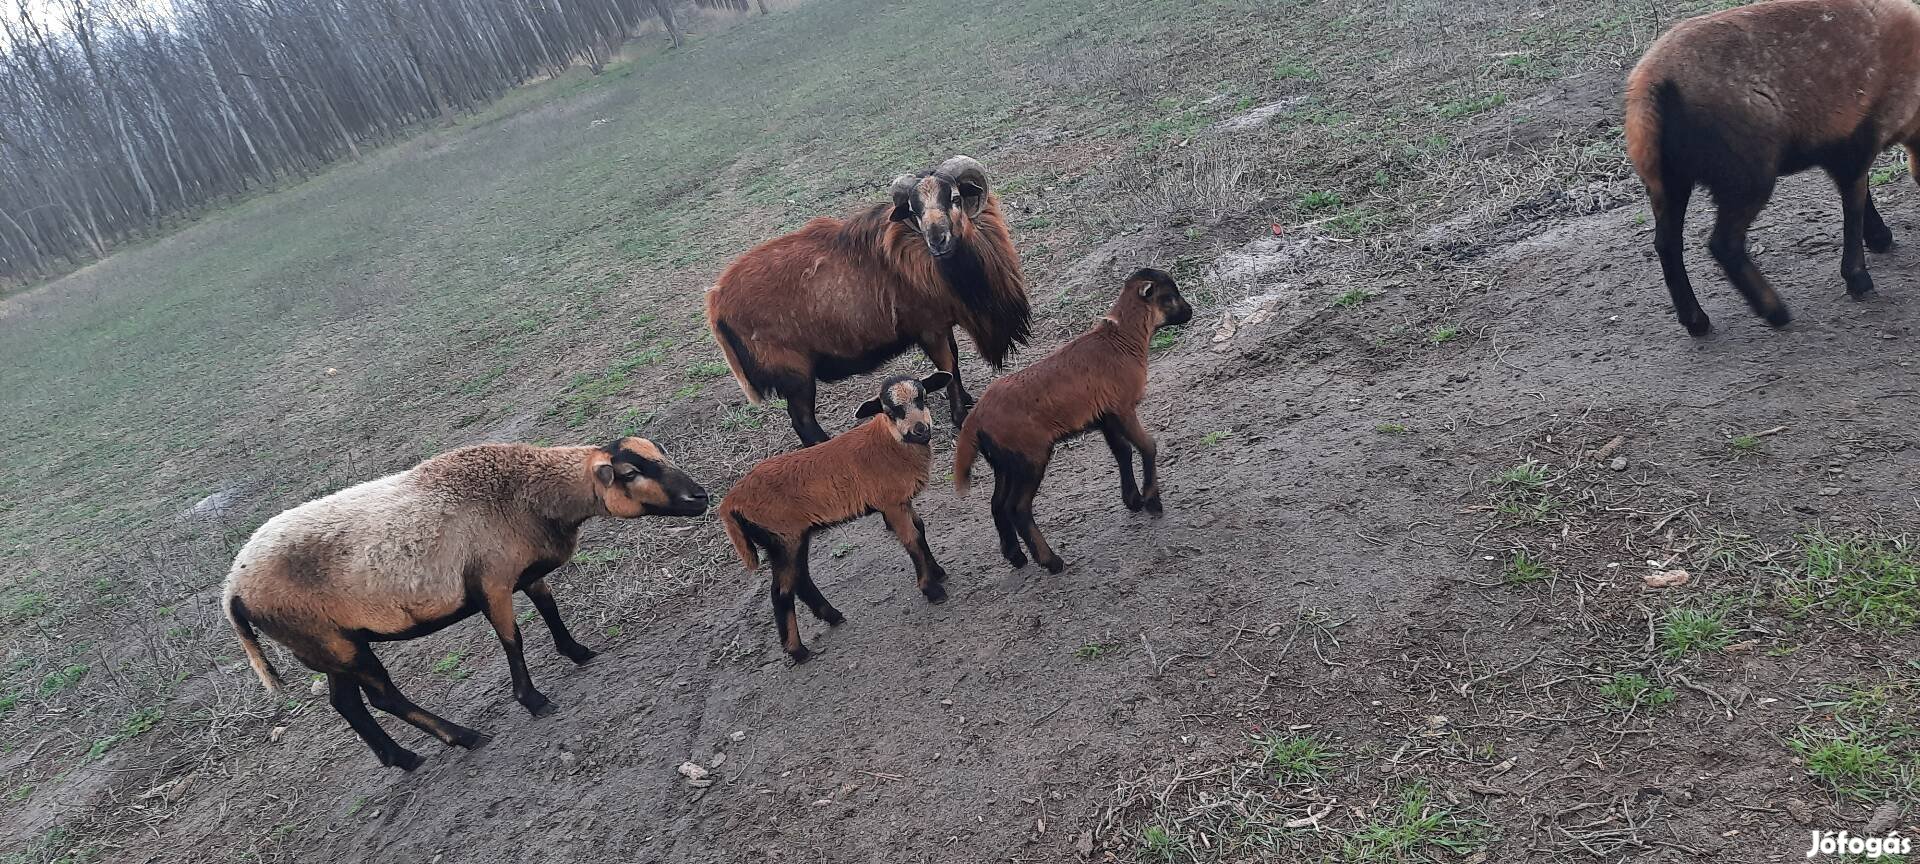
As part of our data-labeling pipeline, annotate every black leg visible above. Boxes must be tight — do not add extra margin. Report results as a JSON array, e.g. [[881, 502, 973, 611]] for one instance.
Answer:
[[783, 376, 830, 446], [791, 542, 843, 625], [524, 578, 595, 664], [327, 673, 421, 771], [770, 544, 807, 661], [1832, 165, 1878, 297], [1012, 474, 1064, 575], [1111, 408, 1162, 514], [921, 331, 973, 426], [1099, 414, 1142, 510], [990, 471, 1026, 568], [1707, 180, 1789, 327], [1864, 193, 1894, 253], [880, 504, 948, 602], [1650, 178, 1711, 336], [483, 588, 552, 716], [351, 646, 488, 750]]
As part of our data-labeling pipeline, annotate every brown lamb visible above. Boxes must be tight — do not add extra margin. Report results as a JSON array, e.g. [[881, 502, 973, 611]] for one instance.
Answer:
[[1625, 0, 1920, 336], [953, 268, 1192, 574], [719, 373, 952, 662]]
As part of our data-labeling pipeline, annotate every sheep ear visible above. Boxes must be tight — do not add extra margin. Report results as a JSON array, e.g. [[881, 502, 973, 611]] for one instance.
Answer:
[[920, 371, 952, 393], [855, 397, 885, 420], [594, 463, 615, 486]]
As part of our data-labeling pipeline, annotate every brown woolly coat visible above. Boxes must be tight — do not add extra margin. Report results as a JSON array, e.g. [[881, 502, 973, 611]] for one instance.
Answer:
[[1626, 0, 1920, 191], [953, 290, 1157, 491], [706, 195, 1027, 397], [720, 417, 931, 566], [224, 444, 653, 684]]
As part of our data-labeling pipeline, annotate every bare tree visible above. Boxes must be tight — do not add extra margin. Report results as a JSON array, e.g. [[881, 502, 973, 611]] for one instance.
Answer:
[[0, 0, 713, 284]]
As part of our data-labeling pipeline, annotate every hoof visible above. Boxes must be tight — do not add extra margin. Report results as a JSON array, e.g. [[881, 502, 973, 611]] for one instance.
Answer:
[[817, 606, 846, 626], [788, 644, 812, 664], [520, 693, 557, 717], [1761, 304, 1793, 328], [1143, 495, 1163, 515], [929, 566, 949, 584], [1868, 233, 1894, 254], [386, 748, 424, 771], [1124, 493, 1144, 512], [452, 729, 491, 750], [923, 583, 949, 605], [560, 645, 598, 665], [1682, 315, 1714, 337], [1040, 557, 1066, 575], [1003, 548, 1028, 569], [1845, 271, 1876, 299]]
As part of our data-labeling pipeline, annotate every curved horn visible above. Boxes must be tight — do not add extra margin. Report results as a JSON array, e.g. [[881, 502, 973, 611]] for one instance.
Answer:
[[888, 173, 919, 222], [936, 155, 989, 216]]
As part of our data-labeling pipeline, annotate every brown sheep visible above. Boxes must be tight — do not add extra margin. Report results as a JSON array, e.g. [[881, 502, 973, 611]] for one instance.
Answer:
[[719, 373, 952, 662], [953, 268, 1192, 574], [1624, 0, 1920, 335], [706, 155, 1028, 446], [223, 438, 708, 770]]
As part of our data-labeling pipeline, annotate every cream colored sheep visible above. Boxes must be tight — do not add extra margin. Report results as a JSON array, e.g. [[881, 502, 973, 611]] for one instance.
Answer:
[[223, 437, 708, 770]]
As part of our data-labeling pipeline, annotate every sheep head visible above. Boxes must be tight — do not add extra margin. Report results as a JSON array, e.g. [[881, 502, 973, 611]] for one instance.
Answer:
[[592, 437, 709, 518], [889, 155, 991, 259], [855, 372, 952, 445]]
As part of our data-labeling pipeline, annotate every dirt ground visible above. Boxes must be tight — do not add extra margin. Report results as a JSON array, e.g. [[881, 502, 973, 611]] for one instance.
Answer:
[[3, 1, 1917, 863]]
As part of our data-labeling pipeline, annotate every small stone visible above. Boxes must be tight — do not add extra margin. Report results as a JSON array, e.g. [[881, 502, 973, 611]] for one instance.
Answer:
[[1820, 487, 1842, 496], [728, 730, 747, 742], [559, 751, 579, 772], [709, 752, 728, 769], [1785, 799, 1813, 823], [811, 798, 834, 807], [677, 761, 710, 783], [1074, 831, 1096, 858], [1609, 456, 1628, 472], [309, 677, 326, 696], [269, 726, 288, 743]]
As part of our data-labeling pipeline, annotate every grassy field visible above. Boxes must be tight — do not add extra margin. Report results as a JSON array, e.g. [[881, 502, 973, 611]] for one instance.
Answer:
[[4, 0, 1918, 861]]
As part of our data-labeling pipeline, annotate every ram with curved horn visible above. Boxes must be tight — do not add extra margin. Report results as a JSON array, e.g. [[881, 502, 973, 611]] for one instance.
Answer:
[[706, 156, 1030, 445]]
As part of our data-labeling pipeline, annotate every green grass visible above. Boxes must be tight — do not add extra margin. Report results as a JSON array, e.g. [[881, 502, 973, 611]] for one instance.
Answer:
[[431, 653, 470, 680], [1872, 164, 1907, 187], [1201, 430, 1233, 446], [1598, 673, 1675, 713], [1300, 190, 1343, 211], [1373, 422, 1409, 434], [1789, 728, 1908, 800], [1428, 324, 1461, 345], [1272, 60, 1319, 81], [1727, 434, 1762, 457], [1502, 551, 1550, 585], [1494, 461, 1549, 491], [1342, 782, 1488, 862], [1073, 643, 1112, 660], [85, 707, 163, 761], [1149, 330, 1181, 353], [36, 664, 88, 699], [1251, 732, 1336, 782], [1333, 288, 1374, 308], [1659, 608, 1732, 657], [1783, 533, 1919, 631], [1435, 92, 1508, 119], [1139, 823, 1191, 862]]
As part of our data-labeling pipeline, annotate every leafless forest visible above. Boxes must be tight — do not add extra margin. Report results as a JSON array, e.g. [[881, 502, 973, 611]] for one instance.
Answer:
[[0, 0, 763, 284]]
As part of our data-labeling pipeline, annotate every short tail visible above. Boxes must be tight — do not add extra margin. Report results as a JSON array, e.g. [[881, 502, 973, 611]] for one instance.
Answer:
[[1623, 67, 1668, 199], [226, 594, 283, 692], [708, 307, 765, 406], [723, 510, 759, 570], [953, 413, 980, 497]]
